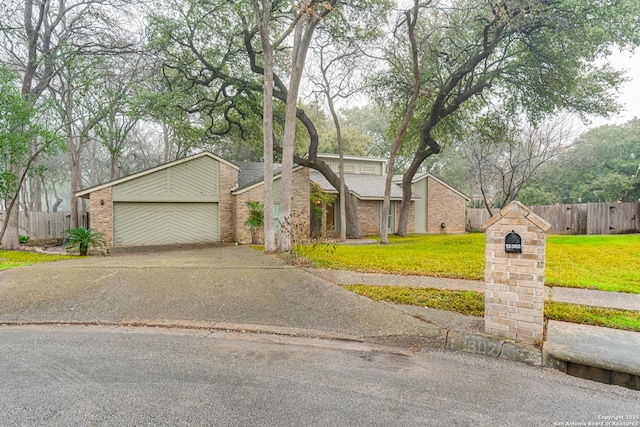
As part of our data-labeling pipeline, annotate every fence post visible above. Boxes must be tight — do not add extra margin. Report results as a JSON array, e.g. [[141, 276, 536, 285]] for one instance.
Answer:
[[482, 201, 551, 344]]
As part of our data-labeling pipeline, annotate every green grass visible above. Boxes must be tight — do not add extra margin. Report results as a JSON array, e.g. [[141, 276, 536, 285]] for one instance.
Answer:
[[344, 285, 640, 332], [545, 234, 640, 293], [545, 301, 640, 333], [299, 233, 640, 294], [0, 251, 75, 270], [298, 234, 485, 279], [345, 285, 485, 316]]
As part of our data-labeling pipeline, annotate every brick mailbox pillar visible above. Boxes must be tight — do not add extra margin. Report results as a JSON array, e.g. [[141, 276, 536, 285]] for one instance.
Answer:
[[482, 201, 551, 344]]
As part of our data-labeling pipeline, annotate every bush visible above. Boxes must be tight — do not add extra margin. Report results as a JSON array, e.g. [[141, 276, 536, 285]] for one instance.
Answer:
[[19, 235, 30, 244], [245, 200, 264, 244], [63, 227, 106, 256]]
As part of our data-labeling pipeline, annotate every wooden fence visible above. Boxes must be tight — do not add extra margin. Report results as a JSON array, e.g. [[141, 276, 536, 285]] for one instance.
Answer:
[[467, 202, 640, 235], [1, 211, 90, 240]]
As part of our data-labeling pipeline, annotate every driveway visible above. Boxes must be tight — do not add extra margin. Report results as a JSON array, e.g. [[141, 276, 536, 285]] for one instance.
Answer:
[[0, 245, 439, 347]]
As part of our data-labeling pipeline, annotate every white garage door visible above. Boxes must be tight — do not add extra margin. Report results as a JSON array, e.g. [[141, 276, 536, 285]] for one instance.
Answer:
[[113, 202, 219, 246]]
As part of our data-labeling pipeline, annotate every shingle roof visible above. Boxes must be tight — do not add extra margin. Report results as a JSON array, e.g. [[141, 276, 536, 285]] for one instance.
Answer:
[[234, 162, 282, 190], [310, 171, 416, 200]]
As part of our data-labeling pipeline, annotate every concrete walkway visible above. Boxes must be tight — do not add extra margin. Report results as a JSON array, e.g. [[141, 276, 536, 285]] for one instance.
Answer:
[[309, 269, 640, 312], [549, 287, 640, 311]]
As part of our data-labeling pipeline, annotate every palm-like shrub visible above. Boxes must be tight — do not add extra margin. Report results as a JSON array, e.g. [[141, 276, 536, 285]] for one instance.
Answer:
[[63, 227, 106, 256]]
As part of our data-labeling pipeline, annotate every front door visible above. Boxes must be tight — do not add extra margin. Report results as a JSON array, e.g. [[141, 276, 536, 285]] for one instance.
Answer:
[[326, 203, 335, 232]]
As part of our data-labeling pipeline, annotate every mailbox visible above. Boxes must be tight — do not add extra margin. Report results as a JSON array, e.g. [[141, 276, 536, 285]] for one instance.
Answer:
[[505, 231, 522, 253]]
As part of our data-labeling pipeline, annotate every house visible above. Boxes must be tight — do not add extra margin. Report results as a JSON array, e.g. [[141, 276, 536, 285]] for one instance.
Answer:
[[312, 153, 469, 236], [76, 151, 468, 248], [394, 172, 470, 234], [310, 154, 414, 235], [76, 152, 309, 247]]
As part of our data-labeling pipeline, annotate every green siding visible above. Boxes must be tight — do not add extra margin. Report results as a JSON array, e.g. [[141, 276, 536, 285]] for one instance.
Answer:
[[322, 158, 383, 175], [272, 176, 282, 201], [113, 156, 220, 202], [113, 202, 219, 246]]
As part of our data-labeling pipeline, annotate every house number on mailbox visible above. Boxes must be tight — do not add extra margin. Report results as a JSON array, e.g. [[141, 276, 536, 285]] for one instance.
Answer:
[[505, 231, 522, 253]]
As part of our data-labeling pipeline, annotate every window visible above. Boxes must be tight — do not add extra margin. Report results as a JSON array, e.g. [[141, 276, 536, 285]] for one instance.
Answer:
[[273, 203, 280, 234]]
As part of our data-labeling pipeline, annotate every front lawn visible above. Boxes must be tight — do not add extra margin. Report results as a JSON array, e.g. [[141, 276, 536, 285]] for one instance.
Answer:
[[298, 233, 640, 294], [0, 251, 75, 270], [344, 285, 640, 333], [298, 234, 485, 279], [345, 285, 485, 316]]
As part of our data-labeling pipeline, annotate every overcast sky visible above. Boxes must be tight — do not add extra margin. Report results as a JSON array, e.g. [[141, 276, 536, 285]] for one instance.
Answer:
[[590, 49, 640, 127]]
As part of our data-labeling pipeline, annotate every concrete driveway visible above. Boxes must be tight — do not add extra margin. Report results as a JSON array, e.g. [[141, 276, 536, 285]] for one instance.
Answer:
[[0, 245, 439, 347]]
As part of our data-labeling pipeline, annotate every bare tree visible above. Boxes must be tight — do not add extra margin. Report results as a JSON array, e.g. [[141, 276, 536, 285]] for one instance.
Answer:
[[379, 0, 425, 244], [307, 32, 371, 240], [464, 114, 577, 215]]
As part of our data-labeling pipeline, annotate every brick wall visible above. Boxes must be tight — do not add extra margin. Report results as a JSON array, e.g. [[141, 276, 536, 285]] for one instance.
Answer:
[[234, 185, 263, 244], [356, 200, 415, 235], [427, 176, 467, 233], [219, 163, 239, 242], [483, 201, 550, 344], [405, 202, 415, 234], [233, 167, 310, 244], [89, 187, 113, 246], [357, 200, 381, 235], [291, 167, 311, 241]]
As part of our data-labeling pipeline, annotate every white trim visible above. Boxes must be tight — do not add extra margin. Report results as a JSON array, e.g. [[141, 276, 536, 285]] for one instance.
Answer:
[[316, 187, 408, 201], [76, 152, 239, 198], [317, 153, 388, 165], [412, 173, 471, 201]]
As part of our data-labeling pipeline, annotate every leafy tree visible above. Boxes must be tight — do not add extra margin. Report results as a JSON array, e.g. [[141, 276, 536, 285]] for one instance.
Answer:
[[380, 0, 640, 235], [0, 66, 60, 247], [146, 0, 392, 246], [527, 118, 640, 203], [0, 0, 140, 246]]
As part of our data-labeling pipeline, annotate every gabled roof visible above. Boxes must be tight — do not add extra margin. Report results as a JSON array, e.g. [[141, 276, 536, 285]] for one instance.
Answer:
[[310, 171, 416, 201], [393, 172, 471, 201], [482, 201, 551, 231], [232, 163, 304, 195], [234, 161, 283, 190], [76, 151, 239, 198], [317, 152, 388, 165]]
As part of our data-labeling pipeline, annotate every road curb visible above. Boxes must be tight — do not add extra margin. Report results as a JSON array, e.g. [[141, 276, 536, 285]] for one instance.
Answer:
[[0, 319, 542, 366], [444, 330, 542, 366]]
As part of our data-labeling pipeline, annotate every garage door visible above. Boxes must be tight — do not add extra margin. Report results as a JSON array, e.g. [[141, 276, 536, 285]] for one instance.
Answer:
[[113, 202, 219, 246]]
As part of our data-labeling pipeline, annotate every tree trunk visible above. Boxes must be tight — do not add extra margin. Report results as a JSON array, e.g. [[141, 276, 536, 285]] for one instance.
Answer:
[[278, 11, 311, 252], [398, 159, 423, 236], [41, 174, 50, 212], [254, 0, 276, 253], [245, 22, 361, 240], [29, 147, 42, 212], [69, 147, 82, 229], [1, 207, 20, 250], [262, 45, 275, 253], [325, 86, 346, 241], [307, 159, 363, 238]]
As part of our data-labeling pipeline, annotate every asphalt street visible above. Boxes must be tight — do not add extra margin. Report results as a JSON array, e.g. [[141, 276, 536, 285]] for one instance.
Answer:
[[1, 325, 638, 427]]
